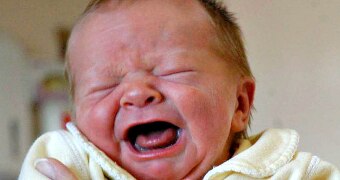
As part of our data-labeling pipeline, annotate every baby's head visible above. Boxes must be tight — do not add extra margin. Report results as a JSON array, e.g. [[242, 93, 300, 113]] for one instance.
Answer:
[[66, 0, 255, 179]]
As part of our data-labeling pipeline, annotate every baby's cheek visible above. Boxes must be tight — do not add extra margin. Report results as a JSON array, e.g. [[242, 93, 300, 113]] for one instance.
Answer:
[[177, 86, 233, 145], [178, 87, 224, 123], [176, 89, 216, 127], [75, 100, 122, 160]]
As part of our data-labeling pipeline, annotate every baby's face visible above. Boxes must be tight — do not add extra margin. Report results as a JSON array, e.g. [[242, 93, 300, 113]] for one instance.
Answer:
[[68, 0, 245, 179]]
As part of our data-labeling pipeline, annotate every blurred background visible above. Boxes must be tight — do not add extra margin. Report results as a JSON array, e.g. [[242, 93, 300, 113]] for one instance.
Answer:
[[0, 0, 339, 179]]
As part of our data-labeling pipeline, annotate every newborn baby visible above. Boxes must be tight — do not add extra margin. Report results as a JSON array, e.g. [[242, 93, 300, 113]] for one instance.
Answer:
[[19, 0, 339, 179]]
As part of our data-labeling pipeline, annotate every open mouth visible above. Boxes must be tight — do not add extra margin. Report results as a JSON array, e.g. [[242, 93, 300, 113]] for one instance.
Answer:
[[127, 121, 181, 152]]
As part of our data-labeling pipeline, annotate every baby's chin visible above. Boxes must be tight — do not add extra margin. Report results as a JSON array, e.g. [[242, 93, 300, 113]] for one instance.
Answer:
[[124, 162, 205, 180], [129, 165, 187, 180], [120, 152, 195, 179], [119, 146, 214, 180]]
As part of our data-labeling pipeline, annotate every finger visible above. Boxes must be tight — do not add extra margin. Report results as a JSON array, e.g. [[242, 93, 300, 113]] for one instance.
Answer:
[[34, 158, 77, 180]]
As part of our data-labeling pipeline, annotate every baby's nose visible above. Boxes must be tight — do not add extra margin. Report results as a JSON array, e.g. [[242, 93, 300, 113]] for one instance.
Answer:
[[120, 83, 163, 108]]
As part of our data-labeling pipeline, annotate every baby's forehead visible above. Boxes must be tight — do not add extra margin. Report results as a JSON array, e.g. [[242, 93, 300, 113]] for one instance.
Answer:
[[69, 0, 219, 50], [67, 11, 226, 70]]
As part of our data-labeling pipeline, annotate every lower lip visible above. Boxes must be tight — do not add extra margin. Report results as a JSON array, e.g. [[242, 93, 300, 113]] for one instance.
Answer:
[[124, 129, 186, 160]]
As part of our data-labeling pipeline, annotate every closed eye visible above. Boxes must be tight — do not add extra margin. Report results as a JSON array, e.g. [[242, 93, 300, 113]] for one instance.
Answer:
[[158, 70, 197, 84], [84, 83, 119, 98], [159, 70, 194, 77]]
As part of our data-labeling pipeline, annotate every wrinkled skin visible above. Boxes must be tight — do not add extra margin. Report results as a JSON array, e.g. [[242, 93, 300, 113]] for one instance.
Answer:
[[67, 0, 255, 179]]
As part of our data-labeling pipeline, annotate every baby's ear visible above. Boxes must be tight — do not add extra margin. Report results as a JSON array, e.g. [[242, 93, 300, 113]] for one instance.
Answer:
[[231, 77, 255, 133]]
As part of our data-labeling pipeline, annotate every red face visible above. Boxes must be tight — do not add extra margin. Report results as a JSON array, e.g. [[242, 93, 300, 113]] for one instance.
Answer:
[[68, 0, 252, 179]]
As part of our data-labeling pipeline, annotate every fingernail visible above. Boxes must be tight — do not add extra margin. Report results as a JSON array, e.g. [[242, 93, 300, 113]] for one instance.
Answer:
[[34, 158, 56, 179]]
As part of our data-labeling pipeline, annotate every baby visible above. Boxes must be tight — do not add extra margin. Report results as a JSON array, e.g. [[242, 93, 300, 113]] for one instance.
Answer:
[[19, 0, 339, 179]]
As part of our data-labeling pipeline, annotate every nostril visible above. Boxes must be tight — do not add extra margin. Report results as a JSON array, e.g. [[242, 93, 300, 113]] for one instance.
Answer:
[[146, 96, 155, 104], [124, 102, 134, 106]]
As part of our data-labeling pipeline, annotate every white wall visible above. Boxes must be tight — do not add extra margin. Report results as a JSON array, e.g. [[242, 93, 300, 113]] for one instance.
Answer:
[[0, 31, 66, 178], [0, 0, 87, 60], [226, 0, 340, 167], [0, 31, 32, 178]]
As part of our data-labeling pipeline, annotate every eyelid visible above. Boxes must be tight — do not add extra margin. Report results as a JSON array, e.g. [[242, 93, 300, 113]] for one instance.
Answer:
[[158, 69, 194, 76], [85, 82, 119, 97], [97, 82, 119, 92]]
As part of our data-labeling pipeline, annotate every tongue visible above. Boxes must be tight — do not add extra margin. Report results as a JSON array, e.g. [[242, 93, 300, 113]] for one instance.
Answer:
[[135, 127, 178, 151]]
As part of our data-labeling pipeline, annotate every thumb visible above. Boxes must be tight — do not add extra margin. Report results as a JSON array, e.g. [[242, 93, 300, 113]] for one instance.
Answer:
[[34, 158, 77, 180]]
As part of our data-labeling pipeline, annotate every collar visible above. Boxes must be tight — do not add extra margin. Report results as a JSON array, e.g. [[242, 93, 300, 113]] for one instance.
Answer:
[[204, 129, 299, 179], [66, 122, 136, 180]]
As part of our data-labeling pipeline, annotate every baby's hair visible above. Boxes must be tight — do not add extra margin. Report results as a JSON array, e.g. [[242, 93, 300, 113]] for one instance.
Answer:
[[65, 0, 254, 138]]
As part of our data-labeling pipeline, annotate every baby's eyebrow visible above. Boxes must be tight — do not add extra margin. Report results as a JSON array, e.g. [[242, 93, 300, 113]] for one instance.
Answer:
[[105, 63, 127, 79], [144, 48, 189, 61]]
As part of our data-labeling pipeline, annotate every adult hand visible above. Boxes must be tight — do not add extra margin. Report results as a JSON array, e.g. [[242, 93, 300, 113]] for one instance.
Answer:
[[34, 158, 77, 180]]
